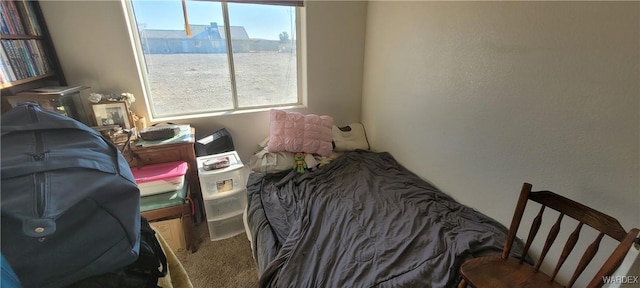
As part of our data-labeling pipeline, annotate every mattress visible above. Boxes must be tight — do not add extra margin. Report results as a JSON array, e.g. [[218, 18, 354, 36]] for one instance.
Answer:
[[246, 151, 528, 288], [246, 172, 282, 276]]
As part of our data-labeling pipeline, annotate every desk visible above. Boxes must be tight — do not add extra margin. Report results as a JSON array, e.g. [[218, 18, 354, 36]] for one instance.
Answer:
[[125, 128, 204, 252]]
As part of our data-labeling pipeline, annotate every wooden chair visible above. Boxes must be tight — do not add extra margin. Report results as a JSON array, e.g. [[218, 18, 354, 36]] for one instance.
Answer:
[[458, 182, 639, 288]]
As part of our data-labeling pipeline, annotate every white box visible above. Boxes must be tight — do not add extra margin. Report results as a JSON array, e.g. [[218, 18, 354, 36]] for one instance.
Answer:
[[207, 212, 245, 241], [137, 175, 186, 196], [203, 188, 248, 220], [197, 151, 243, 172], [150, 218, 186, 252], [132, 161, 188, 196], [197, 151, 245, 196]]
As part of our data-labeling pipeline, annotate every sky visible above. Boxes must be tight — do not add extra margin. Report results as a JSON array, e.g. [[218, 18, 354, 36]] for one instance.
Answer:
[[131, 0, 296, 40]]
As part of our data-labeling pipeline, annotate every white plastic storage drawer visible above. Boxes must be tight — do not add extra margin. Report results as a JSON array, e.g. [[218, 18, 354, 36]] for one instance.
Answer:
[[197, 151, 245, 196], [198, 168, 244, 196], [203, 188, 247, 220], [207, 212, 244, 241]]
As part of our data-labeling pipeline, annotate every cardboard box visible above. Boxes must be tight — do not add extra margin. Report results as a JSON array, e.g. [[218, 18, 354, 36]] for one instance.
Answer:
[[150, 218, 186, 252]]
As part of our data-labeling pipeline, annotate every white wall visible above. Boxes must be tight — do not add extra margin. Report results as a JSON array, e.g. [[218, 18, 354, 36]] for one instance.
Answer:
[[39, 0, 367, 161], [362, 1, 639, 285]]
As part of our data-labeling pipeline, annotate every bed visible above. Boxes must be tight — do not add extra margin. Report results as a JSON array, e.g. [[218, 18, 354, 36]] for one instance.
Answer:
[[244, 149, 527, 288]]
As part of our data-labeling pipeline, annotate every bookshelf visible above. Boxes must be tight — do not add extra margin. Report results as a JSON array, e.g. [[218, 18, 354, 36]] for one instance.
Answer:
[[0, 0, 65, 105]]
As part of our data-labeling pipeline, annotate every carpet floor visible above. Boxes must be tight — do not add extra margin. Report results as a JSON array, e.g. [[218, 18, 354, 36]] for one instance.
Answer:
[[175, 223, 258, 288]]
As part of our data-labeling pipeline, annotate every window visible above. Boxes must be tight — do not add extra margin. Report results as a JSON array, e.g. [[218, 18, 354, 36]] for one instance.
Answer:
[[127, 0, 303, 118]]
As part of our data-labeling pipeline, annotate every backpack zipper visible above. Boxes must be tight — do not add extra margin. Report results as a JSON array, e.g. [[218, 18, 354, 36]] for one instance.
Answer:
[[29, 106, 47, 217], [34, 151, 46, 217]]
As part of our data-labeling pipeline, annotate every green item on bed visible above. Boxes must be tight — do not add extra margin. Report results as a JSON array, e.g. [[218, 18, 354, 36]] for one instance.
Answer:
[[293, 152, 307, 173]]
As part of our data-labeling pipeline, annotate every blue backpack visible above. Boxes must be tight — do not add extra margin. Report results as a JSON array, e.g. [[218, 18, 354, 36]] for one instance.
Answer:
[[1, 253, 21, 288], [1, 103, 141, 288]]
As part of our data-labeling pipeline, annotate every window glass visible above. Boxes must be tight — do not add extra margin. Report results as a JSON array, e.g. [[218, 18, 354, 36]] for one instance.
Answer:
[[129, 0, 300, 118], [227, 3, 297, 108]]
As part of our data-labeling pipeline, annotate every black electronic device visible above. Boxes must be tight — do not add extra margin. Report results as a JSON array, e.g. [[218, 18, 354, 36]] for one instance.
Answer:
[[139, 124, 180, 141], [195, 128, 235, 157]]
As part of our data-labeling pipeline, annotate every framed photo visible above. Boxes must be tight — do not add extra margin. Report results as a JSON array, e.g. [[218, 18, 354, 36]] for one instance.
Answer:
[[91, 101, 132, 129]]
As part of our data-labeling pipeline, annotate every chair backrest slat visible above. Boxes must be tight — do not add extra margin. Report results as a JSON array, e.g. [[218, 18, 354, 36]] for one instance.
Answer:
[[535, 213, 564, 270], [567, 232, 604, 287], [551, 222, 583, 281], [519, 205, 545, 264]]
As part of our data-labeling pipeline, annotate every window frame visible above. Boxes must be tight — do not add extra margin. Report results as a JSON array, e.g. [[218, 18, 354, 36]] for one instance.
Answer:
[[123, 0, 306, 121]]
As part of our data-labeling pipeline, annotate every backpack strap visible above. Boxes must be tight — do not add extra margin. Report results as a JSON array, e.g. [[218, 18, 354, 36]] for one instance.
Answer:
[[141, 217, 168, 278], [1, 151, 117, 179], [113, 217, 169, 288]]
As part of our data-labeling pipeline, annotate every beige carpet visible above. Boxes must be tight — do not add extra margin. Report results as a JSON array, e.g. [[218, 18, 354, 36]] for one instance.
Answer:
[[175, 223, 259, 288]]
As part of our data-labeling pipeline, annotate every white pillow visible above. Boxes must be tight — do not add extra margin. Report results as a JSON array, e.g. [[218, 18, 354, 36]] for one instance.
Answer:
[[249, 147, 296, 174], [332, 123, 369, 152]]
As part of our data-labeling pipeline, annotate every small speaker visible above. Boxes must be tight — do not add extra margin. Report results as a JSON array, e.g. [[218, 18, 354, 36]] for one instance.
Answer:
[[195, 128, 235, 157]]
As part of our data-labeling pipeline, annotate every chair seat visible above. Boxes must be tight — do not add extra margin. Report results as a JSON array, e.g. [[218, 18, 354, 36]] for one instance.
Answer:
[[460, 256, 563, 288]]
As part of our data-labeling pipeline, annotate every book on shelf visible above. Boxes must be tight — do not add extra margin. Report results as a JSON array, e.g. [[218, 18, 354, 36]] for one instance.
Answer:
[[34, 40, 50, 72], [21, 39, 42, 75], [0, 0, 51, 86], [26, 39, 43, 75], [15, 0, 41, 36], [16, 40, 35, 77], [0, 68, 7, 84], [0, 4, 11, 35], [1, 39, 51, 82], [0, 0, 41, 36], [1, 40, 27, 80], [0, 47, 16, 82], [3, 1, 25, 35]]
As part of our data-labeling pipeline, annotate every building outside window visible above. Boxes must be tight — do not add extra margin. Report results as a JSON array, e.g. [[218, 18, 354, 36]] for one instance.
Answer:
[[127, 0, 302, 119]]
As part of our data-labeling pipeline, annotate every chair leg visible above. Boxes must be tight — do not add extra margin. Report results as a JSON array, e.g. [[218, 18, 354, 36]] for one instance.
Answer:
[[457, 279, 468, 288]]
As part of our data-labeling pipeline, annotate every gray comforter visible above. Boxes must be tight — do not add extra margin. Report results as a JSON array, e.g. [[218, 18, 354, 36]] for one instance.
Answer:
[[248, 151, 523, 288]]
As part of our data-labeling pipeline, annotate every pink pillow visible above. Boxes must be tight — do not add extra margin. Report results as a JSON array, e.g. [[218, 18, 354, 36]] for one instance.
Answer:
[[267, 110, 334, 156]]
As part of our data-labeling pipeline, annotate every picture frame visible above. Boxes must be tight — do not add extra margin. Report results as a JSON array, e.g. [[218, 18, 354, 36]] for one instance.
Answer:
[[91, 101, 132, 129]]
